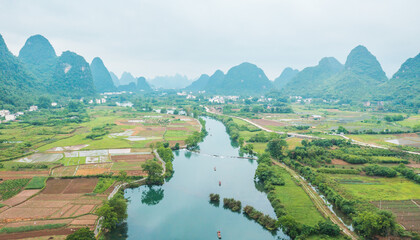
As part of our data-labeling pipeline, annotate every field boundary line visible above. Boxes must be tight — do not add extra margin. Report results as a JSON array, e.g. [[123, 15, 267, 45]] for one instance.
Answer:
[[411, 199, 420, 208]]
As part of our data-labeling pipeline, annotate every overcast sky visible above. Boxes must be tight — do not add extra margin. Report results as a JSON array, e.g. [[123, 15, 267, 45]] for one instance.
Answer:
[[1, 0, 419, 80]]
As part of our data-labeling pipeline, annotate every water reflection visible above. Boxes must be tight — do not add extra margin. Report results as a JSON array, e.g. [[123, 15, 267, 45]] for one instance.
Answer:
[[104, 222, 128, 240], [184, 150, 192, 159], [141, 186, 164, 206]]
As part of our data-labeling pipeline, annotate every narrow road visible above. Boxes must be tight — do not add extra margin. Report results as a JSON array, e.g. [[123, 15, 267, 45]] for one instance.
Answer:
[[272, 161, 358, 240]]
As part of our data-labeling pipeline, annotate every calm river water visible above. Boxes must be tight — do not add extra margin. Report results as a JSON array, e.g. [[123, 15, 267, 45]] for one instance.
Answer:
[[107, 117, 289, 240]]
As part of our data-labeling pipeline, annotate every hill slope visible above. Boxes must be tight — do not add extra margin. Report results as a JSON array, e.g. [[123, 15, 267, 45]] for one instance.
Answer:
[[185, 74, 210, 91], [0, 34, 44, 110], [137, 77, 152, 91], [110, 71, 120, 87], [90, 57, 116, 93], [274, 67, 299, 89], [50, 51, 95, 97], [283, 57, 344, 97], [187, 63, 273, 95], [379, 53, 420, 107], [18, 34, 57, 82]]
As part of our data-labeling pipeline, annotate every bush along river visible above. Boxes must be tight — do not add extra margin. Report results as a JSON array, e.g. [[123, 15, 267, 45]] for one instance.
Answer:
[[106, 117, 289, 240]]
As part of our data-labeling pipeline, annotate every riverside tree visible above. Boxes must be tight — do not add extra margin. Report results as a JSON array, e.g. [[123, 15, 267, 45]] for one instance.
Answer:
[[142, 159, 164, 185], [267, 139, 288, 161]]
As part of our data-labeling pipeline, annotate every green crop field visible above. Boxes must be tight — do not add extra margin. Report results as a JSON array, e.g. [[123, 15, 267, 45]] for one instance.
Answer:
[[329, 174, 420, 201], [0, 179, 31, 200], [272, 166, 324, 226], [25, 176, 48, 189]]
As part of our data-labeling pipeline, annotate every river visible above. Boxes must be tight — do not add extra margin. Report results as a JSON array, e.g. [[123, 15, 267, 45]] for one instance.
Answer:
[[106, 117, 289, 240]]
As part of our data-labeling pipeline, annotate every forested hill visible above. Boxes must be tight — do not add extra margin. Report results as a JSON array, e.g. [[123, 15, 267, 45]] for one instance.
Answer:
[[185, 62, 273, 95], [282, 57, 344, 97], [50, 51, 95, 97], [185, 74, 210, 91], [273, 67, 299, 89], [137, 77, 152, 92], [0, 34, 42, 110], [90, 57, 117, 93], [282, 45, 395, 101], [316, 45, 389, 101], [18, 34, 57, 81], [378, 53, 420, 107]]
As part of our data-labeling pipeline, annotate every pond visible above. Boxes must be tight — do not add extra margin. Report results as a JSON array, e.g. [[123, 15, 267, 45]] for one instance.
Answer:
[[107, 117, 289, 240]]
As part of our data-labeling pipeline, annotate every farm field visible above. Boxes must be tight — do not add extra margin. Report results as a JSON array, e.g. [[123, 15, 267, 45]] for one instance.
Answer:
[[328, 174, 420, 201], [238, 106, 420, 151], [272, 166, 324, 226], [0, 178, 108, 238], [371, 200, 420, 233]]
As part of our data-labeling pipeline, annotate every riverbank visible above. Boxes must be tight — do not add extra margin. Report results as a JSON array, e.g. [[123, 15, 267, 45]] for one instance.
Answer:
[[107, 117, 288, 240]]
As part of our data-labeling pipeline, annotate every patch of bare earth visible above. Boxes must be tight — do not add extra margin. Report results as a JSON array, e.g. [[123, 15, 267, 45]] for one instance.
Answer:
[[1, 190, 40, 207], [251, 119, 286, 127], [330, 159, 350, 165]]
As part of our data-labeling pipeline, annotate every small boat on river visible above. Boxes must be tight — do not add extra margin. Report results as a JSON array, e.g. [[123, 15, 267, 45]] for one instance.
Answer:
[[217, 231, 221, 239], [214, 167, 216, 171], [219, 181, 221, 186]]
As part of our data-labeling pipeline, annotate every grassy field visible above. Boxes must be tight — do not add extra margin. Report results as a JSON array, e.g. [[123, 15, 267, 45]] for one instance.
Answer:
[[329, 174, 420, 201], [93, 178, 115, 194], [25, 176, 48, 189], [0, 223, 67, 233], [272, 166, 324, 226]]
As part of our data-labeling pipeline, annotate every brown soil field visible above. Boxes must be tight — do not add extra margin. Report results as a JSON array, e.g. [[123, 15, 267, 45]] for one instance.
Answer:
[[330, 159, 350, 165], [0, 171, 49, 180], [1, 190, 40, 207], [42, 179, 72, 194], [372, 200, 420, 234], [43, 179, 97, 194], [51, 166, 77, 177], [3, 219, 71, 228], [168, 140, 185, 146], [72, 205, 95, 217], [75, 163, 112, 176], [75, 168, 111, 176], [252, 119, 286, 127], [394, 133, 419, 138], [111, 154, 153, 162], [111, 170, 146, 176], [408, 164, 420, 168], [167, 127, 189, 131], [0, 228, 78, 240]]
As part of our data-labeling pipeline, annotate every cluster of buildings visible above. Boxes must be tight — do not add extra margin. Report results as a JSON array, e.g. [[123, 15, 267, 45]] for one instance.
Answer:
[[0, 105, 39, 123], [208, 95, 240, 104], [80, 97, 107, 104]]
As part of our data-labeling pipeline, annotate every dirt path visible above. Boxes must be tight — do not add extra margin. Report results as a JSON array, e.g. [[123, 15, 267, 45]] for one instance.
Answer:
[[272, 160, 358, 240]]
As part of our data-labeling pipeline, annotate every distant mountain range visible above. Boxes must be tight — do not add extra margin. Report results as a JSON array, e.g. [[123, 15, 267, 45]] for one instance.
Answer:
[[184, 45, 419, 108], [0, 33, 419, 109], [148, 74, 192, 89], [0, 34, 155, 109], [185, 62, 273, 95]]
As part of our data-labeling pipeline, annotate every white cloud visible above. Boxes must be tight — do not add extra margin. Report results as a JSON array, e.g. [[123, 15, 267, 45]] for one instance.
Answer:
[[1, 0, 419, 79]]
